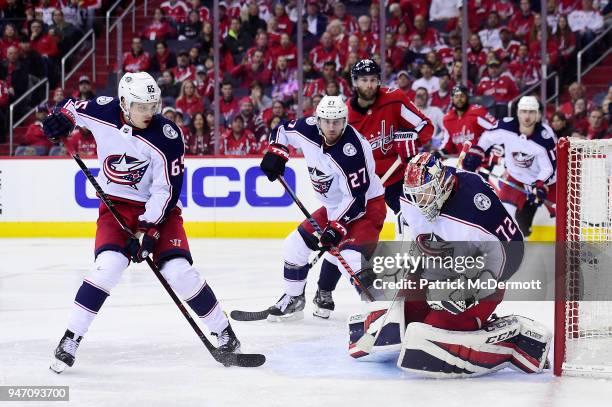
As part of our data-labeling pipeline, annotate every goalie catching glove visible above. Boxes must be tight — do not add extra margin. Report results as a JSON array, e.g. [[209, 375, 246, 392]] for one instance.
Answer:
[[126, 221, 160, 263]]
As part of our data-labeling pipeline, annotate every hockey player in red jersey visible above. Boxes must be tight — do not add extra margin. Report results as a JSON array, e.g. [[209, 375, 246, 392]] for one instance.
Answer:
[[313, 59, 434, 319], [440, 85, 498, 155]]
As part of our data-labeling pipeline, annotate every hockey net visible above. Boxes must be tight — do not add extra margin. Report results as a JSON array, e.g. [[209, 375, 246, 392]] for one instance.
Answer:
[[554, 138, 612, 377]]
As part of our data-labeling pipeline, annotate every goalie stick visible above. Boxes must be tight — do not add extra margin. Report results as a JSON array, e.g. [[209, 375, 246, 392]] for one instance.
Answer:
[[72, 154, 265, 368], [478, 167, 556, 208]]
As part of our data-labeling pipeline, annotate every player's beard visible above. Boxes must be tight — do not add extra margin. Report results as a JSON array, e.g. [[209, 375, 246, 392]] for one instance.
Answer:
[[355, 86, 379, 103], [452, 100, 468, 113]]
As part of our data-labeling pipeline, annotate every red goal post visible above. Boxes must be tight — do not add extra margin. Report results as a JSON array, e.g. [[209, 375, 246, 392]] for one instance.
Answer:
[[554, 137, 612, 377]]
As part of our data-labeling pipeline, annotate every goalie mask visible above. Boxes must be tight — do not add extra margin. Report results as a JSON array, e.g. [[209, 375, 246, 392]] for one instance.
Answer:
[[118, 72, 161, 128], [403, 153, 455, 222]]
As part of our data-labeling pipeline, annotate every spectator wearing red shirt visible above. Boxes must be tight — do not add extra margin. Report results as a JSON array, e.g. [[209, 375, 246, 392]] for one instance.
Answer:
[[476, 59, 519, 115], [149, 40, 177, 73], [388, 3, 413, 34], [529, 27, 558, 66], [467, 33, 487, 80], [273, 3, 293, 35], [494, 27, 520, 63], [29, 19, 59, 58], [122, 37, 150, 73], [0, 23, 20, 58], [185, 112, 214, 155], [331, 2, 358, 34], [508, 43, 540, 89], [489, 0, 515, 20], [571, 98, 590, 133], [430, 71, 452, 113], [260, 100, 294, 131], [395, 21, 413, 51], [435, 30, 460, 66], [66, 127, 97, 157], [271, 33, 297, 69], [171, 50, 196, 82], [309, 32, 340, 72], [231, 49, 272, 88], [558, 82, 593, 118], [246, 32, 274, 71], [508, 0, 535, 41], [237, 96, 267, 140], [412, 14, 440, 48], [371, 33, 405, 72], [558, 0, 581, 14], [355, 15, 377, 53], [189, 0, 210, 22], [160, 0, 189, 24], [585, 108, 610, 140], [176, 79, 203, 119], [142, 8, 176, 41], [219, 115, 258, 156], [266, 17, 282, 48], [327, 19, 348, 51], [305, 61, 351, 98], [16, 104, 53, 155], [555, 15, 577, 78], [339, 34, 369, 68]]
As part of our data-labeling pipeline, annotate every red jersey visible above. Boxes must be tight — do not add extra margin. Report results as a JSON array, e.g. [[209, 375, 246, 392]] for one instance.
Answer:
[[494, 40, 520, 62], [23, 121, 53, 149], [219, 130, 258, 156], [160, 0, 189, 23], [308, 45, 340, 72], [347, 87, 434, 186], [220, 96, 239, 122], [66, 129, 97, 157], [476, 74, 519, 103], [441, 104, 498, 154], [430, 90, 451, 113], [171, 65, 196, 82], [175, 96, 203, 117], [122, 51, 151, 73], [142, 20, 176, 41]]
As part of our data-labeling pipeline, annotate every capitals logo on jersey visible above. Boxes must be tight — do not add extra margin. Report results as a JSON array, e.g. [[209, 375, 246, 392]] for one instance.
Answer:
[[103, 153, 150, 189], [367, 120, 394, 154], [309, 166, 333, 195], [511, 151, 535, 168]]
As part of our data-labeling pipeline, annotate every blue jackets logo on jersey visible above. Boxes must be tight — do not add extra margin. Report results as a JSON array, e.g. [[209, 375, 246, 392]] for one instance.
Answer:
[[308, 166, 333, 195], [103, 153, 149, 189], [511, 151, 535, 168], [415, 233, 455, 258]]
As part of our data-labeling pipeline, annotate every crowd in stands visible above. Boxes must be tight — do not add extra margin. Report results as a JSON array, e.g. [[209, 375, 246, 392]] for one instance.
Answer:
[[2, 0, 612, 156]]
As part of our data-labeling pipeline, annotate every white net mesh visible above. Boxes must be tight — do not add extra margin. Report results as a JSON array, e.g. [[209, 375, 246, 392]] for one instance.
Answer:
[[563, 138, 612, 375]]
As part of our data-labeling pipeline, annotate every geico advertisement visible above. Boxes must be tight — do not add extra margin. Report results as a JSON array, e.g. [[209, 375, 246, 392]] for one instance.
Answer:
[[0, 158, 320, 222]]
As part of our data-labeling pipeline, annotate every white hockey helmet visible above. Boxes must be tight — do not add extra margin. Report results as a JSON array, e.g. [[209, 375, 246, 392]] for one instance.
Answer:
[[517, 96, 539, 111], [316, 95, 348, 132], [118, 72, 162, 121]]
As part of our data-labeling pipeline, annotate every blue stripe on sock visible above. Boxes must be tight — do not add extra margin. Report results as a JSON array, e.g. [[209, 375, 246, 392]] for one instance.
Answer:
[[283, 262, 309, 281], [186, 283, 218, 317], [75, 281, 109, 313]]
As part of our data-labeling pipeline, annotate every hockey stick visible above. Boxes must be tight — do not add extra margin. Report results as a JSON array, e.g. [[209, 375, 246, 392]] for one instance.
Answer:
[[478, 167, 556, 208], [277, 175, 375, 301], [355, 141, 474, 353], [72, 154, 265, 368], [380, 156, 402, 185]]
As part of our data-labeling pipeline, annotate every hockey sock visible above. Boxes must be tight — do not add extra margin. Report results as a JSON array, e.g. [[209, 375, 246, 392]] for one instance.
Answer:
[[317, 258, 342, 291], [284, 262, 309, 296], [67, 280, 110, 336], [186, 282, 228, 334]]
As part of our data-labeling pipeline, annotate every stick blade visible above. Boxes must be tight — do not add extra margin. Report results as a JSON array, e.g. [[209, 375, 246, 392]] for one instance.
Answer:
[[230, 309, 270, 321], [214, 351, 266, 367]]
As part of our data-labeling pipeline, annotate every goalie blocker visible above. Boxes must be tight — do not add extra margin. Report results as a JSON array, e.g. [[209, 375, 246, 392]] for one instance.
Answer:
[[348, 309, 551, 377]]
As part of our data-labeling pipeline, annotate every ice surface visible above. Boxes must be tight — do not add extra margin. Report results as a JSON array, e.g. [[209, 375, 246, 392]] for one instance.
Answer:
[[1, 238, 611, 407]]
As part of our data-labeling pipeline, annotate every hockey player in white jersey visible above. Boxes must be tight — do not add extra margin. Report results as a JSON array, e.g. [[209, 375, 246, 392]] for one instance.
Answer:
[[256, 95, 386, 321], [43, 72, 244, 373], [348, 153, 551, 377], [462, 96, 557, 236]]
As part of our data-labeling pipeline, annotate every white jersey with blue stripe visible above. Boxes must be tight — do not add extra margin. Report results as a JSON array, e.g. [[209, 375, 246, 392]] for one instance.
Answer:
[[271, 117, 384, 223], [400, 169, 524, 281], [61, 97, 184, 226], [478, 117, 557, 185]]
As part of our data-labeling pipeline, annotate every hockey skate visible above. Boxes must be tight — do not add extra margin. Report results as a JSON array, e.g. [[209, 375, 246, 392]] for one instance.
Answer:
[[267, 292, 305, 322], [212, 324, 241, 354], [312, 289, 335, 319], [50, 330, 82, 374]]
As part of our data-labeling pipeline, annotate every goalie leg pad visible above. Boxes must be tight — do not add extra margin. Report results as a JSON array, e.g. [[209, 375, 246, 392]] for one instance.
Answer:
[[397, 315, 550, 378], [348, 301, 405, 361]]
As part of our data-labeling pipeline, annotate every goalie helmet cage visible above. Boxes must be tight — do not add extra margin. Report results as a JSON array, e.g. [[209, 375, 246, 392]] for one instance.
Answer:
[[554, 137, 612, 377]]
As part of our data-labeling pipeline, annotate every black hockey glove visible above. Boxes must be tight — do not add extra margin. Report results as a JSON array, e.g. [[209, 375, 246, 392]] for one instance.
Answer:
[[260, 143, 289, 181], [42, 107, 76, 142], [319, 221, 347, 248], [527, 180, 548, 205], [126, 221, 160, 263], [461, 145, 486, 172]]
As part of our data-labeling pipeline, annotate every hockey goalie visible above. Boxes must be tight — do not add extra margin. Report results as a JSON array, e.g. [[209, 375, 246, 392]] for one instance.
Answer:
[[348, 153, 551, 378]]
